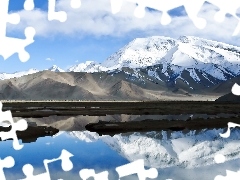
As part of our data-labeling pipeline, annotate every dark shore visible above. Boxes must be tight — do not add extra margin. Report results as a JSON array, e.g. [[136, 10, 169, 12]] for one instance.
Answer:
[[2, 101, 240, 118], [0, 125, 59, 143], [1, 101, 239, 138], [85, 117, 239, 136]]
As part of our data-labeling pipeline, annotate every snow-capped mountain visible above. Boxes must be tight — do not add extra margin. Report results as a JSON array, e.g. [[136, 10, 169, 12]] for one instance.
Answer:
[[102, 36, 177, 69], [0, 65, 64, 80], [62, 36, 240, 89], [2, 36, 240, 91], [67, 61, 105, 73], [69, 129, 240, 169], [102, 36, 240, 82], [47, 65, 65, 72], [0, 68, 39, 80]]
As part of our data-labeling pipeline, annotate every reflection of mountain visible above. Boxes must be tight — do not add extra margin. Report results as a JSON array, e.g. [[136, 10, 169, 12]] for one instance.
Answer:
[[69, 130, 240, 169]]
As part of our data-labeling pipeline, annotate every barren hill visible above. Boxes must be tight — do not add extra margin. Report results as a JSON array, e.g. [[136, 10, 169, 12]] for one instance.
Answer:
[[0, 70, 226, 101]]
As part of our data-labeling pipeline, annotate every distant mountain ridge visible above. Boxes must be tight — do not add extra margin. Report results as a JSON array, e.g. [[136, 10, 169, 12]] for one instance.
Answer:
[[2, 36, 240, 82], [1, 36, 240, 100]]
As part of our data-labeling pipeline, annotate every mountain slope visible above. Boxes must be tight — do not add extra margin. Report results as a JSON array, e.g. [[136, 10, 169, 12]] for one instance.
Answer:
[[101, 36, 240, 86], [0, 70, 220, 101]]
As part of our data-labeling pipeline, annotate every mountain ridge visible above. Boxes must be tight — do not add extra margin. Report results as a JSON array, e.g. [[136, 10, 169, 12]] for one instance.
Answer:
[[1, 35, 240, 100]]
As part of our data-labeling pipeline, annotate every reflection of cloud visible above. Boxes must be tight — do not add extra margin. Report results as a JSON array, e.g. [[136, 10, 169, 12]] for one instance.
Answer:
[[45, 142, 54, 145], [8, 0, 240, 45]]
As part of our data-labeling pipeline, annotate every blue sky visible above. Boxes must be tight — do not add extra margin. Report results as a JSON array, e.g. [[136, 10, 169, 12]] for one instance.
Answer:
[[1, 0, 240, 73]]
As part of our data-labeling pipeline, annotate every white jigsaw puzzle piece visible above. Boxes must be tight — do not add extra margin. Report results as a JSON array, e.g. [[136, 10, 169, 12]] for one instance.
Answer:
[[0, 156, 14, 180], [183, 0, 207, 29], [24, 0, 35, 11], [71, 0, 81, 9], [116, 159, 158, 180], [0, 27, 35, 62], [215, 170, 240, 180], [207, 0, 240, 35], [110, 0, 123, 14], [48, 0, 67, 22], [110, 0, 240, 35], [110, 0, 207, 27], [231, 83, 240, 96], [219, 122, 240, 138], [0, 0, 36, 62], [79, 169, 109, 180], [20, 149, 73, 180], [0, 102, 28, 150], [207, 0, 240, 22]]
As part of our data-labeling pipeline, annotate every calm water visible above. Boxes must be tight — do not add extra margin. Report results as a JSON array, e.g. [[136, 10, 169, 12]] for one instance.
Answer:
[[0, 132, 129, 180], [1, 129, 240, 180]]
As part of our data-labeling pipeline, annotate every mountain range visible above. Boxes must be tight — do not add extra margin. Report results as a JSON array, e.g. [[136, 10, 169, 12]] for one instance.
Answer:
[[1, 35, 240, 100]]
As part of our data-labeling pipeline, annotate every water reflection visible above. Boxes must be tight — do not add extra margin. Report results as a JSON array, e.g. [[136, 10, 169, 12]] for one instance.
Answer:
[[0, 128, 240, 180], [0, 131, 129, 180]]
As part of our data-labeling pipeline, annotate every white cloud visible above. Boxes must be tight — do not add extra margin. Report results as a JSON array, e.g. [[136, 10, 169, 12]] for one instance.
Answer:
[[7, 0, 240, 45], [46, 57, 54, 61]]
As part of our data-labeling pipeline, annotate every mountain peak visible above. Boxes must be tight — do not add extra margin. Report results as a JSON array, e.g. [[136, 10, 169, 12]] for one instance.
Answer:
[[67, 61, 103, 73], [48, 65, 65, 72]]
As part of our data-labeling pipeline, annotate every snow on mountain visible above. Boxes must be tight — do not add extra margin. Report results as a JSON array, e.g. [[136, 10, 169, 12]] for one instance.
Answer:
[[0, 65, 64, 80], [0, 68, 39, 80], [69, 129, 240, 169], [69, 131, 100, 142], [102, 35, 240, 82], [102, 36, 177, 70], [2, 36, 240, 85], [47, 65, 65, 72], [67, 61, 105, 73]]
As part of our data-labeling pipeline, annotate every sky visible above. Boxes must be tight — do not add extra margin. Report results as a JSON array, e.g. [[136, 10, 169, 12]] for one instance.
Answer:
[[1, 0, 240, 73]]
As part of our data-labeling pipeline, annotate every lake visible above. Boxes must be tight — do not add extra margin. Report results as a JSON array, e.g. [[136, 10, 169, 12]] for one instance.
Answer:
[[1, 128, 240, 180]]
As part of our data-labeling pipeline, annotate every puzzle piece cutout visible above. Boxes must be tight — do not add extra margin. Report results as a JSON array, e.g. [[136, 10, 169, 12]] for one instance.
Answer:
[[48, 0, 67, 22], [0, 156, 14, 180], [207, 0, 240, 35], [231, 83, 240, 96], [0, 102, 28, 150], [207, 0, 240, 22], [24, 0, 35, 11], [214, 170, 240, 180], [71, 0, 81, 9], [110, 0, 206, 28], [214, 154, 226, 164], [116, 159, 158, 180], [79, 169, 109, 180], [219, 122, 240, 138], [0, 0, 36, 62], [48, 0, 81, 22], [110, 0, 240, 34], [20, 149, 73, 180]]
